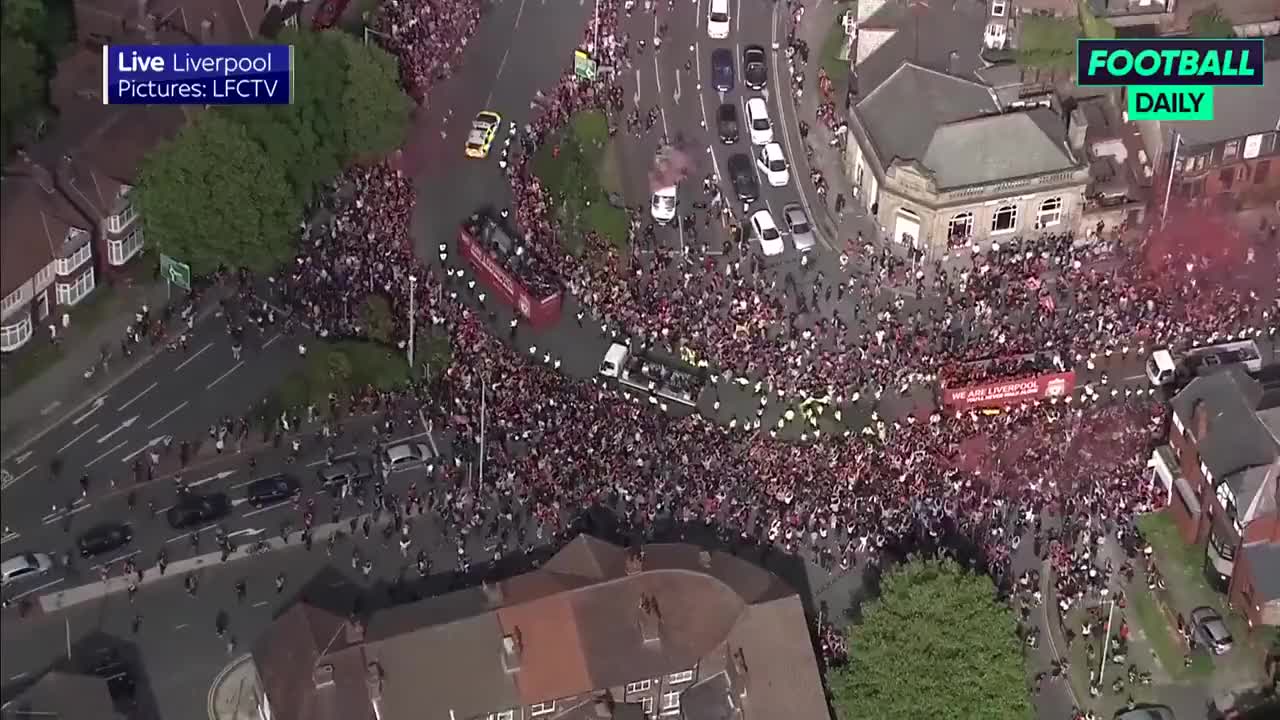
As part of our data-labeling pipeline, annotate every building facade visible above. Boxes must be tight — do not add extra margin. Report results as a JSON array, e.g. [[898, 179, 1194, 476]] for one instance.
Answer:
[[251, 537, 829, 720]]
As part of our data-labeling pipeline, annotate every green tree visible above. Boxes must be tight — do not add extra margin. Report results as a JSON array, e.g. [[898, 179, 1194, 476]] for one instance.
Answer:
[[222, 30, 347, 204], [326, 349, 353, 387], [1, 35, 44, 153], [1016, 16, 1079, 70], [135, 113, 298, 275], [830, 558, 1032, 720], [363, 295, 396, 345], [1190, 7, 1235, 38], [1078, 0, 1116, 39], [339, 35, 411, 159]]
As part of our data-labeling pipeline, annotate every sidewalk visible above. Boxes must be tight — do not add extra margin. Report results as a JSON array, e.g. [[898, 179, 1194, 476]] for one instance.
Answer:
[[1, 280, 210, 461], [206, 654, 263, 720]]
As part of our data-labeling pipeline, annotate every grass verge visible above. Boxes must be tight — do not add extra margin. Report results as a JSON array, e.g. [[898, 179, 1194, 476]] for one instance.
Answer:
[[533, 110, 629, 254], [0, 285, 118, 398]]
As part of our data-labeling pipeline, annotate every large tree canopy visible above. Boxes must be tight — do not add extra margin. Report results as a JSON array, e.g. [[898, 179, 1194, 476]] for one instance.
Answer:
[[135, 113, 298, 275], [1, 0, 73, 157], [340, 34, 412, 161], [830, 558, 1032, 720]]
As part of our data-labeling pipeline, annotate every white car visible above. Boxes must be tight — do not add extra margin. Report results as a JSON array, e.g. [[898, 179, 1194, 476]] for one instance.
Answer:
[[750, 209, 784, 256], [650, 185, 677, 224], [707, 0, 731, 39], [744, 97, 773, 145], [756, 142, 790, 187], [1, 552, 53, 586]]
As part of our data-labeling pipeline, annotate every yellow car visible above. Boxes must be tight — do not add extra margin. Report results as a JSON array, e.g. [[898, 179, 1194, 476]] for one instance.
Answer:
[[464, 111, 502, 159]]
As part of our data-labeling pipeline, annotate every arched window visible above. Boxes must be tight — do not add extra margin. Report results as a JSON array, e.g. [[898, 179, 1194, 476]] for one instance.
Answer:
[[948, 211, 974, 245], [991, 204, 1018, 233], [1036, 197, 1063, 228]]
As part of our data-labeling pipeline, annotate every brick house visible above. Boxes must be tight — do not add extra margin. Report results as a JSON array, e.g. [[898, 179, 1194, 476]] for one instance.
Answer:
[[1147, 367, 1280, 628], [250, 536, 830, 720]]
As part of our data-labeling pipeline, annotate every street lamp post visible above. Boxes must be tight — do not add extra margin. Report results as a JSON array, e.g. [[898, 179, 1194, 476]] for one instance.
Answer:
[[408, 275, 417, 369]]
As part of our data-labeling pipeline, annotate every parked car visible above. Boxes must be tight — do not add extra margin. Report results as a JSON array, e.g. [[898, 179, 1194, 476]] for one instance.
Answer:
[[382, 442, 433, 473], [1, 552, 53, 585], [743, 45, 767, 90], [755, 142, 790, 187], [1114, 706, 1174, 720], [1189, 606, 1233, 655], [166, 493, 231, 530], [711, 48, 735, 93], [744, 97, 773, 145], [77, 523, 134, 558], [716, 103, 740, 144], [245, 474, 302, 508], [750, 209, 784, 256], [727, 153, 758, 202], [317, 458, 373, 496], [782, 203, 816, 252]]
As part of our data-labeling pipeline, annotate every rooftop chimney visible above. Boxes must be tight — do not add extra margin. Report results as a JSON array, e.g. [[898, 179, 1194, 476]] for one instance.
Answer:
[[501, 627, 523, 672], [482, 580, 504, 606], [639, 595, 662, 643], [732, 648, 748, 677], [1192, 399, 1210, 441], [201, 18, 214, 44], [698, 550, 712, 569], [625, 550, 644, 575], [344, 619, 366, 643], [312, 664, 335, 688], [593, 695, 614, 718], [1067, 108, 1089, 155]]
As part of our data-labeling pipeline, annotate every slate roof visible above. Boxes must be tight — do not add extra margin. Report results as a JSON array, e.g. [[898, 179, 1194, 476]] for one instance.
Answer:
[[1172, 369, 1280, 480], [856, 63, 999, 170], [0, 671, 123, 720], [0, 175, 92, 298], [1167, 61, 1280, 148], [253, 537, 825, 720], [680, 671, 735, 720], [922, 107, 1077, 188], [855, 0, 991, 97], [1242, 542, 1280, 601]]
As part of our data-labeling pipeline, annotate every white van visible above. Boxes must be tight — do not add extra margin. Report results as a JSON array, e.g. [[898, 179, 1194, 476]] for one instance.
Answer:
[[650, 185, 677, 224], [745, 97, 773, 145], [708, 0, 731, 39]]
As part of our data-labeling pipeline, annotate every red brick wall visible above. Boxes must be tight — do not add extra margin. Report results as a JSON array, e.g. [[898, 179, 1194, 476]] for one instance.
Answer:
[[1228, 549, 1263, 629]]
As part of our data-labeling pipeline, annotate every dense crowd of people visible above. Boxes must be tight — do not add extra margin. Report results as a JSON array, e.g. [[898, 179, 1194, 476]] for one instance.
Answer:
[[371, 0, 483, 103]]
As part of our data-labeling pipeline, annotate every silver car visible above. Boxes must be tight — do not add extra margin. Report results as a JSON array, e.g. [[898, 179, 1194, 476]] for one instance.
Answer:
[[1189, 606, 1233, 655], [382, 442, 432, 472], [782, 203, 816, 253], [1, 552, 53, 586]]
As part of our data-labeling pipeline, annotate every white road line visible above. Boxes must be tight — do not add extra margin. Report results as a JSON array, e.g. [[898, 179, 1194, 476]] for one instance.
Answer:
[[262, 333, 280, 348], [2, 465, 36, 491], [486, 47, 511, 107], [148, 401, 189, 429], [232, 497, 249, 506], [1123, 373, 1147, 381], [633, 68, 642, 105], [11, 577, 64, 600], [8, 673, 28, 681], [165, 523, 220, 545], [515, 0, 529, 30], [241, 501, 292, 519], [175, 342, 214, 371], [735, 0, 741, 33], [89, 549, 141, 571], [1, 531, 20, 544], [252, 600, 269, 608], [43, 504, 92, 525], [175, 623, 190, 630], [206, 361, 243, 390], [696, 0, 702, 29], [86, 440, 128, 468], [58, 424, 100, 454], [119, 382, 158, 411]]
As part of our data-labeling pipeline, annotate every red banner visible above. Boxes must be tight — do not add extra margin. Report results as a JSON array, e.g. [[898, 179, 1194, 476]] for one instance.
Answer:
[[942, 370, 1076, 410], [458, 227, 563, 328]]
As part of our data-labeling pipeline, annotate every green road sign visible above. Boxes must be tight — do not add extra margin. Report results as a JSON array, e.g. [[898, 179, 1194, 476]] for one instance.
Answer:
[[574, 50, 597, 81], [160, 254, 192, 291]]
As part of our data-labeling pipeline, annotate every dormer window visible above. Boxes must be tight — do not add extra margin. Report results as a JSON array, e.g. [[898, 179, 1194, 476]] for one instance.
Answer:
[[991, 0, 1006, 17]]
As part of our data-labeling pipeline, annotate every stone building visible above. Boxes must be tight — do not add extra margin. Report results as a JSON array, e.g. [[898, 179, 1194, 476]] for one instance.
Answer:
[[844, 0, 1090, 257]]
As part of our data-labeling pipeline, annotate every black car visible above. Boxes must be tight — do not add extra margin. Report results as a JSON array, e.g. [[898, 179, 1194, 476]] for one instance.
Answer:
[[245, 474, 301, 508], [711, 48, 735, 93], [78, 522, 133, 558], [166, 492, 231, 529], [717, 103, 740, 144], [743, 45, 768, 91], [727, 153, 759, 202], [317, 458, 373, 496]]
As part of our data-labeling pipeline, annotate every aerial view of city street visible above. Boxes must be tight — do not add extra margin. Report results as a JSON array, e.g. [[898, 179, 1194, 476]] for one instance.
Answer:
[[1, 0, 1278, 719]]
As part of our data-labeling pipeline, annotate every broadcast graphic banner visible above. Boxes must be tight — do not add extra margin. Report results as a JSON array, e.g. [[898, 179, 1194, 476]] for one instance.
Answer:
[[103, 45, 293, 105], [942, 371, 1076, 410]]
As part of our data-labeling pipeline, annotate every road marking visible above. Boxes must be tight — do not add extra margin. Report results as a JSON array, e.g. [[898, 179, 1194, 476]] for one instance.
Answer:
[[72, 396, 107, 425], [165, 523, 220, 545], [262, 333, 280, 348], [88, 549, 141, 571], [206, 361, 243, 390], [633, 68, 642, 105], [1, 531, 20, 544], [232, 497, 249, 506], [696, 0, 702, 28], [175, 342, 214, 371], [97, 416, 139, 445], [187, 469, 237, 489], [514, 0, 528, 30], [252, 600, 270, 608], [122, 433, 174, 462], [227, 528, 265, 538], [11, 577, 65, 600], [8, 673, 28, 681], [485, 47, 511, 107], [56, 417, 95, 450], [147, 402, 189, 430], [735, 0, 741, 33], [40, 401, 62, 416], [174, 623, 190, 630], [118, 382, 158, 411], [43, 503, 93, 525], [14, 451, 33, 465], [241, 501, 292, 519], [2, 465, 36, 491], [86, 440, 128, 468], [1123, 373, 1147, 381]]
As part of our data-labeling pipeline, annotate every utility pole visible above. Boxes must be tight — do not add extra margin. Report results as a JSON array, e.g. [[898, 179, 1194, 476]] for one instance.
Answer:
[[1097, 599, 1116, 688], [1161, 130, 1181, 228], [407, 274, 418, 369], [478, 375, 487, 487]]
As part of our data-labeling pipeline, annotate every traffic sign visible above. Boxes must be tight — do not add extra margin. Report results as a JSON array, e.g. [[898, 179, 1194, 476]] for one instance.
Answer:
[[160, 254, 192, 291], [574, 50, 597, 81]]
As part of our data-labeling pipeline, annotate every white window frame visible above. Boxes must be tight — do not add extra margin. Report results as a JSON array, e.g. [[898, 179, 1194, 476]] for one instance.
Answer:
[[108, 202, 138, 234], [1222, 140, 1239, 162], [56, 241, 92, 276], [641, 697, 654, 716], [991, 0, 1006, 17], [108, 227, 145, 266], [948, 211, 974, 240], [667, 670, 694, 684], [489, 711, 515, 720], [1, 287, 25, 314], [35, 262, 56, 292], [55, 268, 95, 307], [0, 314, 33, 352], [660, 691, 681, 714], [1036, 197, 1063, 228], [990, 204, 1018, 234], [625, 679, 652, 694], [530, 701, 556, 717]]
